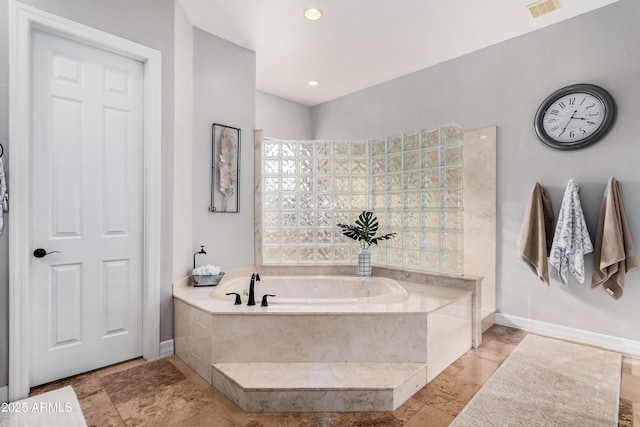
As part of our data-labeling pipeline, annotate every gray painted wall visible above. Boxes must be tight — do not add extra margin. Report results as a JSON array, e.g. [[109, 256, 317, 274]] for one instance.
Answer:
[[173, 2, 194, 281], [312, 0, 640, 342], [0, 0, 176, 387], [256, 91, 312, 140], [192, 28, 256, 270]]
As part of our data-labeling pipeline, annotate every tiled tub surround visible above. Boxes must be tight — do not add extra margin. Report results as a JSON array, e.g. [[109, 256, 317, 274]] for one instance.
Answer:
[[254, 126, 497, 329], [173, 267, 476, 412]]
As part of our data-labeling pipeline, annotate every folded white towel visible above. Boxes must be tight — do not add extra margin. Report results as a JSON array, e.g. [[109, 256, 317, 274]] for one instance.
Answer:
[[193, 264, 221, 276], [549, 179, 593, 285]]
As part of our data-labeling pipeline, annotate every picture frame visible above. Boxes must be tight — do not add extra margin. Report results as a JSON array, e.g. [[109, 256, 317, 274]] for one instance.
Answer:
[[210, 123, 241, 213]]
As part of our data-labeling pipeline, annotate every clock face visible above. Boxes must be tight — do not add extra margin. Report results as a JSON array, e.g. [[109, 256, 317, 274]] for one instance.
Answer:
[[534, 84, 616, 150], [542, 93, 605, 143]]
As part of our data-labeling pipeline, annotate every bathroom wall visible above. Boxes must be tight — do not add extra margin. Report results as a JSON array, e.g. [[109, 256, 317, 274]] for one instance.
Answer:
[[173, 1, 193, 281], [312, 0, 640, 343], [191, 28, 256, 270], [0, 0, 176, 387], [256, 91, 312, 140]]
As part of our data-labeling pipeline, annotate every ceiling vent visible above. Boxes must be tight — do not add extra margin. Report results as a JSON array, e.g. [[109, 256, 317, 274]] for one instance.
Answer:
[[527, 0, 560, 18]]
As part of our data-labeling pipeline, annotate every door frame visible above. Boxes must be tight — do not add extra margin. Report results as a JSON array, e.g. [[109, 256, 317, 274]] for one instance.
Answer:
[[8, 1, 162, 401]]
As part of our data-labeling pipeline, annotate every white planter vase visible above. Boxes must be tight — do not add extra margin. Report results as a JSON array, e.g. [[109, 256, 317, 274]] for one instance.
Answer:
[[358, 248, 372, 277]]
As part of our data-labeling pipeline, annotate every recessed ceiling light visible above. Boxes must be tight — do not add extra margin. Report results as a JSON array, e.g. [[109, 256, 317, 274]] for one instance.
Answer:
[[304, 8, 323, 21], [307, 80, 319, 86]]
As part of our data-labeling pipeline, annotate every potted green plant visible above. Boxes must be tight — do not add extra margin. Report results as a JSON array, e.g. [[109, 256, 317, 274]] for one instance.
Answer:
[[337, 210, 396, 276]]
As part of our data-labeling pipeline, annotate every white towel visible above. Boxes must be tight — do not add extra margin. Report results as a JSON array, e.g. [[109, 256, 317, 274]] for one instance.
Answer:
[[549, 179, 593, 285], [193, 264, 221, 276], [0, 157, 7, 236]]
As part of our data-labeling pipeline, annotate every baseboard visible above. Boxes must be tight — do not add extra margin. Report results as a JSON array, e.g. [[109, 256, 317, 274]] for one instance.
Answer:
[[495, 313, 640, 356], [0, 385, 7, 403], [160, 339, 175, 358]]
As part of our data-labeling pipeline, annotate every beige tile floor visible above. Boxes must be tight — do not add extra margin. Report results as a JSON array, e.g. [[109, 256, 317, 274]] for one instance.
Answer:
[[30, 325, 639, 427]]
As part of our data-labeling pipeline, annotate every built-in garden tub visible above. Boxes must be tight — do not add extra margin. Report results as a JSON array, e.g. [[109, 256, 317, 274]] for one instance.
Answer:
[[173, 268, 479, 412], [211, 275, 410, 304]]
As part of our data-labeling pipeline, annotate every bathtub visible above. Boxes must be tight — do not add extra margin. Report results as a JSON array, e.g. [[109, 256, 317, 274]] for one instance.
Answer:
[[173, 269, 477, 412], [210, 275, 410, 304]]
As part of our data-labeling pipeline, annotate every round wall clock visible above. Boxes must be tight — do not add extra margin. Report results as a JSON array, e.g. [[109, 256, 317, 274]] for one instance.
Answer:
[[534, 83, 616, 150]]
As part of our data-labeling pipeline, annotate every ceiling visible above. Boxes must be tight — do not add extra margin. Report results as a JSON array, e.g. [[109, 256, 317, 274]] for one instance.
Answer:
[[179, 0, 620, 107]]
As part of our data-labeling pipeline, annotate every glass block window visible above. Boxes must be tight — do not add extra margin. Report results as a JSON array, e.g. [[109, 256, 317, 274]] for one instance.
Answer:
[[260, 124, 464, 274], [371, 125, 464, 273], [261, 139, 369, 264]]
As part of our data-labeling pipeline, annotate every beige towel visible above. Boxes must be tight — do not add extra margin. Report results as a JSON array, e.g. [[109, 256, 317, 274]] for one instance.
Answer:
[[592, 177, 638, 298], [518, 183, 555, 284]]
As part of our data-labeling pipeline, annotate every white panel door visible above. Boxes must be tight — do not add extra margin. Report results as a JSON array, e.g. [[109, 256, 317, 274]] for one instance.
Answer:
[[30, 30, 144, 386]]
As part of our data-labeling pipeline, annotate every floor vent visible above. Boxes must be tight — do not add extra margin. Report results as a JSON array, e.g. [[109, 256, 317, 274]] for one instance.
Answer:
[[527, 0, 560, 18]]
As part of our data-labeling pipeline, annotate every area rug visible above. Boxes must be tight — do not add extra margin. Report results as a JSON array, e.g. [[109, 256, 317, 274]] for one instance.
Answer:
[[450, 334, 621, 427], [0, 386, 87, 427]]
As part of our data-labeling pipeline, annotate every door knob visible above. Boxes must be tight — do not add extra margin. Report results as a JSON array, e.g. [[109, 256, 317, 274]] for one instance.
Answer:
[[33, 248, 60, 258]]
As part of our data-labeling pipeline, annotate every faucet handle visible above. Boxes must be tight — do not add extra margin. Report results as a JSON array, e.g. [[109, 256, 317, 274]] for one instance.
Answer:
[[260, 294, 276, 307], [255, 272, 261, 281], [225, 293, 242, 305]]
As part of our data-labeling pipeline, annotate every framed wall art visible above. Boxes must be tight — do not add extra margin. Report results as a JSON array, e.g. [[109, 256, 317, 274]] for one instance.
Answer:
[[210, 123, 240, 213]]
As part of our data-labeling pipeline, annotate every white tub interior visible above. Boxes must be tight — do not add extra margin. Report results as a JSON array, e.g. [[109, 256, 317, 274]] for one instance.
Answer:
[[210, 275, 409, 304]]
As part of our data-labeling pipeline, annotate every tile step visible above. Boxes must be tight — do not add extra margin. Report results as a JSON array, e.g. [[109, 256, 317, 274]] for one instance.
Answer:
[[211, 362, 427, 412]]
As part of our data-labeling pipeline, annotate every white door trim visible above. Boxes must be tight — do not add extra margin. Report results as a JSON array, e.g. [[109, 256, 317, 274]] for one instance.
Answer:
[[8, 1, 162, 401]]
